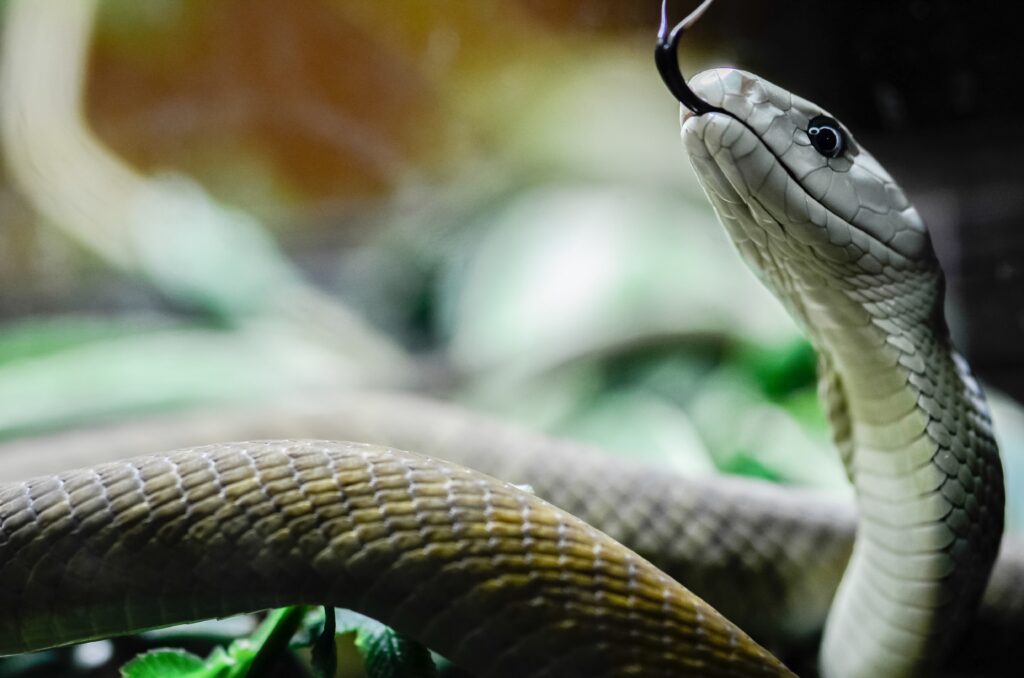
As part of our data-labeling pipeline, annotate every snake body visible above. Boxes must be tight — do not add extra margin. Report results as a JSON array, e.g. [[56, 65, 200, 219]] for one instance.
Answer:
[[2, 393, 1021, 673], [0, 393, 859, 648], [679, 67, 1004, 677], [0, 8, 1008, 678], [0, 440, 790, 677]]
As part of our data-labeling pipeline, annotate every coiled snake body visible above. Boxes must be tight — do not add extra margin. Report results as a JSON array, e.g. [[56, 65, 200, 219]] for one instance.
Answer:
[[0, 4, 1006, 677]]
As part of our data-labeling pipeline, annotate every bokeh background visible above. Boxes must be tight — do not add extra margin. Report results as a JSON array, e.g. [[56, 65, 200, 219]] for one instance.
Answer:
[[1, 0, 1023, 674]]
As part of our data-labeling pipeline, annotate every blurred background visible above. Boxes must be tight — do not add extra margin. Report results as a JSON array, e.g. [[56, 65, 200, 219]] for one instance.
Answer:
[[1, 0, 1023, 673], [4, 0, 1024, 519]]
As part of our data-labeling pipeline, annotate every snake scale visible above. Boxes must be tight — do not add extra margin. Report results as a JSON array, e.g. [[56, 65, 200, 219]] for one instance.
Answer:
[[0, 2, 1010, 676]]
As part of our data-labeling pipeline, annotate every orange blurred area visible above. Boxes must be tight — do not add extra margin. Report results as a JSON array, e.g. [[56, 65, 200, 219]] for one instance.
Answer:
[[86, 0, 650, 205]]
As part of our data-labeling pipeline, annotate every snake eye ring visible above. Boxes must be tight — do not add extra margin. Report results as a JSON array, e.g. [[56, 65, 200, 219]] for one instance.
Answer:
[[807, 115, 847, 158]]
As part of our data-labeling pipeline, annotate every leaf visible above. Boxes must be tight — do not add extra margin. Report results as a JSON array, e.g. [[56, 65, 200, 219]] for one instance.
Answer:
[[358, 627, 437, 678], [120, 649, 206, 678], [119, 608, 306, 678], [333, 610, 437, 678], [718, 451, 784, 483], [734, 339, 817, 399]]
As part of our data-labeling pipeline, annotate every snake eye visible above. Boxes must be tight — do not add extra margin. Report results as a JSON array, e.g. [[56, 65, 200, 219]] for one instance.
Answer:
[[807, 115, 846, 158]]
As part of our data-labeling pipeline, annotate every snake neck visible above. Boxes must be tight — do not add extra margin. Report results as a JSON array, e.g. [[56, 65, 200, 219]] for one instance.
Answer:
[[776, 258, 1005, 677]]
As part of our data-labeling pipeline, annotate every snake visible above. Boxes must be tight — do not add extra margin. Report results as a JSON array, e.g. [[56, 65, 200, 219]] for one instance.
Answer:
[[0, 1, 1008, 676], [658, 1, 1004, 675]]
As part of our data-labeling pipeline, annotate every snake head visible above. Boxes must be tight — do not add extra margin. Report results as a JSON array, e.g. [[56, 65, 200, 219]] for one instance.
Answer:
[[680, 68, 935, 280]]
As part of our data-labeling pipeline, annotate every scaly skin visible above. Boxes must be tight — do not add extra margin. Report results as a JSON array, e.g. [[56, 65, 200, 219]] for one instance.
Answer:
[[3, 395, 1024, 673], [0, 393, 857, 646], [0, 440, 792, 677], [681, 67, 1004, 677]]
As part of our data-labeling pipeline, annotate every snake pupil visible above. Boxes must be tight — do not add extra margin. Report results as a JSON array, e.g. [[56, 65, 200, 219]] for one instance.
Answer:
[[807, 114, 845, 158]]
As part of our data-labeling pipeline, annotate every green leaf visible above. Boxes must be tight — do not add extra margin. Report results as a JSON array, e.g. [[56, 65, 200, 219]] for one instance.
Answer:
[[0, 316, 169, 368], [358, 627, 437, 678], [118, 608, 306, 678], [717, 451, 785, 483], [120, 649, 206, 678], [333, 610, 437, 678], [733, 339, 817, 399]]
